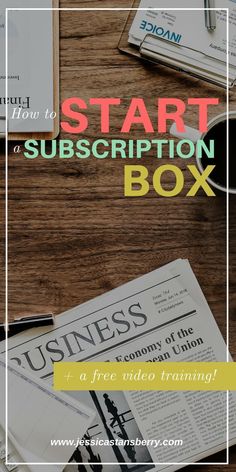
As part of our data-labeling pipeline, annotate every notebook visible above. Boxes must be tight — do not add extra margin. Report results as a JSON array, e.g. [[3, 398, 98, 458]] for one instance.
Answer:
[[0, 0, 59, 139]]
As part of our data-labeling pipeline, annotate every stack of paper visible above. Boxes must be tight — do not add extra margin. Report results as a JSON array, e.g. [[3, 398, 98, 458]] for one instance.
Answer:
[[128, 0, 236, 86], [0, 357, 95, 472]]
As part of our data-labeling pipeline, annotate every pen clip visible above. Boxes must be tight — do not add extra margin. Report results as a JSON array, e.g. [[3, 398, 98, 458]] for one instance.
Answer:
[[0, 116, 6, 138], [14, 314, 54, 323]]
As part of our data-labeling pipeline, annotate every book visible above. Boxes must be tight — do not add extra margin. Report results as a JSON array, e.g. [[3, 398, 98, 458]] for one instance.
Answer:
[[0, 0, 59, 137]]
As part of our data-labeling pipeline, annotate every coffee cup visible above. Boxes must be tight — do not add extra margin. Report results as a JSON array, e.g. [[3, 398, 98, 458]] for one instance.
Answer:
[[170, 111, 236, 195]]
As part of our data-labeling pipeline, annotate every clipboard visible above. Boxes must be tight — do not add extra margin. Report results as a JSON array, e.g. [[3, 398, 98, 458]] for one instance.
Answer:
[[4, 0, 59, 141], [118, 0, 236, 89]]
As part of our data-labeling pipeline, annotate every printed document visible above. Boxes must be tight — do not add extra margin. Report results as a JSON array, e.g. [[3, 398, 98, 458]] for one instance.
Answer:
[[129, 0, 236, 64], [0, 1, 54, 133]]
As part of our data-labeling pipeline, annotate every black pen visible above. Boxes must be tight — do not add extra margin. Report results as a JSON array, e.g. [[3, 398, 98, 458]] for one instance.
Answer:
[[205, 0, 217, 31], [0, 314, 54, 342]]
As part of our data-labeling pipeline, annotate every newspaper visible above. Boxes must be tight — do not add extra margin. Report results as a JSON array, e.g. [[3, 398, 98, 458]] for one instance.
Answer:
[[1, 259, 236, 472]]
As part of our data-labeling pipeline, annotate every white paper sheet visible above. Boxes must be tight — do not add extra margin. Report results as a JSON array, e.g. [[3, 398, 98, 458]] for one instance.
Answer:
[[0, 356, 95, 469]]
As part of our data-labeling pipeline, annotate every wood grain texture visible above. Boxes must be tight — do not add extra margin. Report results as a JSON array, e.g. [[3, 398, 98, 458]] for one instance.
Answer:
[[0, 0, 236, 467]]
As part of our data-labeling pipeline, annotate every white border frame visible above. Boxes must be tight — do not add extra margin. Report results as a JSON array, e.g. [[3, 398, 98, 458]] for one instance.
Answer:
[[5, 5, 230, 468]]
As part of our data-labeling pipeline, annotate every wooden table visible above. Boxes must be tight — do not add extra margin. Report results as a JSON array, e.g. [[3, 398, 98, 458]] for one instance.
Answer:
[[1, 0, 236, 469]]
